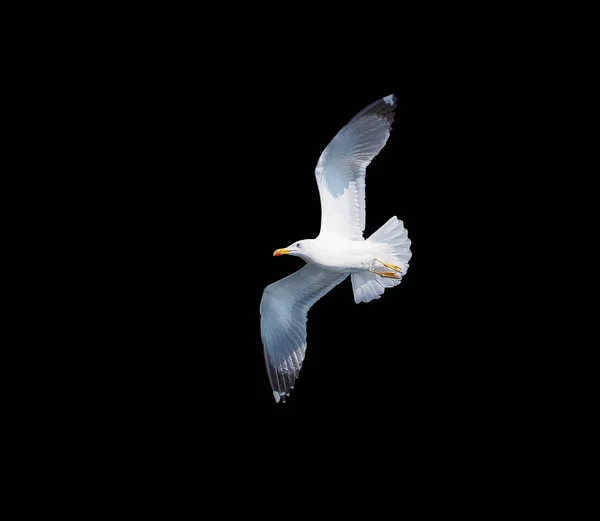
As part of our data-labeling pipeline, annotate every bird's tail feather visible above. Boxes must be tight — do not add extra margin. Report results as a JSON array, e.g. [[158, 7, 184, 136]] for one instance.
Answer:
[[351, 216, 412, 304]]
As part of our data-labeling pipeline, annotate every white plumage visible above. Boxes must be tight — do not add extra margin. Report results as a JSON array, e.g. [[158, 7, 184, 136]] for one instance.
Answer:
[[260, 94, 412, 402]]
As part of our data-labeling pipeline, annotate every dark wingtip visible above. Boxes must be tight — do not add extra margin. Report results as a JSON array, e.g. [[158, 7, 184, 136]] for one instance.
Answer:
[[381, 93, 397, 128], [273, 390, 289, 403], [383, 93, 397, 107]]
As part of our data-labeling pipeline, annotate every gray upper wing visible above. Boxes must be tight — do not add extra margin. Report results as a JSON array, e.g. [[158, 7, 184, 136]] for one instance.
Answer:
[[314, 94, 397, 240], [260, 264, 348, 402]]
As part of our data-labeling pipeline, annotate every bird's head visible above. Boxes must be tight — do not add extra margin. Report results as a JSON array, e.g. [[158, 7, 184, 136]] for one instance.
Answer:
[[273, 240, 314, 260]]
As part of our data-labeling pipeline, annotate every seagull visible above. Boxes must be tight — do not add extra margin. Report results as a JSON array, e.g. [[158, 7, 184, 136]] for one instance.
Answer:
[[260, 94, 412, 403]]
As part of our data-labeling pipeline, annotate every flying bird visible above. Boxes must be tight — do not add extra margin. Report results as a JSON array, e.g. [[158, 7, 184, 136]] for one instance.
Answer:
[[260, 94, 412, 403]]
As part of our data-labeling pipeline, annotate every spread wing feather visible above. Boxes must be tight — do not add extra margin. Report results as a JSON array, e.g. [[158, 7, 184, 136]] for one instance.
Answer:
[[315, 94, 397, 240], [260, 265, 348, 402]]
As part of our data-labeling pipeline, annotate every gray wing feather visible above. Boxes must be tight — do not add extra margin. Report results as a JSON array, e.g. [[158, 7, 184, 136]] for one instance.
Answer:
[[260, 265, 348, 402], [315, 94, 397, 240]]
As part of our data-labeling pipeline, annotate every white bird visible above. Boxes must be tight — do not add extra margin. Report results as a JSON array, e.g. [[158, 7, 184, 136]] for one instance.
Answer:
[[260, 94, 412, 402]]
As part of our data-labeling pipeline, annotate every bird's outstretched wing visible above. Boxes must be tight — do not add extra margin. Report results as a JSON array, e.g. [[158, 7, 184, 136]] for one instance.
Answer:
[[260, 265, 348, 402], [314, 94, 397, 241]]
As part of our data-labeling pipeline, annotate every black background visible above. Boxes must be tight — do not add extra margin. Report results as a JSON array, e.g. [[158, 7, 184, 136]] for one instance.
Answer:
[[46, 46, 555, 475], [18, 10, 569, 491]]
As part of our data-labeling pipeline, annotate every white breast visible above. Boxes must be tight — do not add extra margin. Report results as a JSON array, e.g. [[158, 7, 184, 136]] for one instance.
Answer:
[[306, 235, 375, 272]]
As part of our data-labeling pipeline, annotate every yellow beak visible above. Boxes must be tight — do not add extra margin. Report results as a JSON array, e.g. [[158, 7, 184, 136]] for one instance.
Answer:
[[273, 249, 290, 257]]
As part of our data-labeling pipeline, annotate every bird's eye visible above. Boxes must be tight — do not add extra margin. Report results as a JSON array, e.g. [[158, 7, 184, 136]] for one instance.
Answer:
[[297, 243, 301, 248]]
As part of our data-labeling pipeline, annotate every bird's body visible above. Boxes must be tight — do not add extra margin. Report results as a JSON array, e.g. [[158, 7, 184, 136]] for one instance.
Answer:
[[260, 93, 412, 402], [287, 234, 395, 273]]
